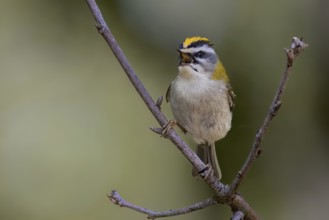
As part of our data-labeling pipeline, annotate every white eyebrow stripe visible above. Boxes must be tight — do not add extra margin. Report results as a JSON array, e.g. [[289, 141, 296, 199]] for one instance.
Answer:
[[179, 46, 215, 54]]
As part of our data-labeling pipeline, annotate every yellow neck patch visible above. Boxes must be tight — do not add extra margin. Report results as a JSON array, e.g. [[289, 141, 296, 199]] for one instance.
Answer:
[[212, 62, 229, 82], [183, 36, 209, 48]]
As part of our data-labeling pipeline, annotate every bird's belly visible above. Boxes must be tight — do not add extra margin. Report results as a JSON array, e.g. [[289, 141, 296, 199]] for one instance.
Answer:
[[171, 95, 232, 144]]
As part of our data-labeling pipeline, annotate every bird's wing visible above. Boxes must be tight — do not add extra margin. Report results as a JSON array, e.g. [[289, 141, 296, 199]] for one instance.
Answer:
[[165, 84, 171, 103], [227, 84, 236, 111]]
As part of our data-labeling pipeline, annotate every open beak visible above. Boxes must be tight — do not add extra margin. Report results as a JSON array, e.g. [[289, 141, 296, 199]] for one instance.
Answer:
[[177, 49, 193, 64]]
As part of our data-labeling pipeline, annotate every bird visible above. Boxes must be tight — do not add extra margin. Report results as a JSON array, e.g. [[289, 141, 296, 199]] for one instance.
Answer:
[[166, 36, 235, 179]]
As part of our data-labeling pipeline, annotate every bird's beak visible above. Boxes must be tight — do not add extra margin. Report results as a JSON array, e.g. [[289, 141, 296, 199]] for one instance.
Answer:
[[177, 49, 193, 64]]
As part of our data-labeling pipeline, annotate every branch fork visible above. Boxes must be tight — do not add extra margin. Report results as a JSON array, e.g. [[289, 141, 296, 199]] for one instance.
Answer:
[[85, 0, 308, 219]]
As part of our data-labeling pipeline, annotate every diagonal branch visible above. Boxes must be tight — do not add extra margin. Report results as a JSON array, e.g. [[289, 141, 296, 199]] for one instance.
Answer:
[[85, 0, 209, 179], [85, 0, 167, 126], [108, 190, 218, 219], [230, 37, 309, 193], [85, 0, 218, 199]]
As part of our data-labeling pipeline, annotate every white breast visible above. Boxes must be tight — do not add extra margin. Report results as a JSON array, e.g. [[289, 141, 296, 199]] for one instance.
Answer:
[[169, 69, 232, 144]]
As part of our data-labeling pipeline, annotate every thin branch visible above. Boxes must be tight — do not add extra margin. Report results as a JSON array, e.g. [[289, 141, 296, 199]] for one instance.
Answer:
[[86, 0, 167, 126], [230, 37, 309, 193], [108, 190, 218, 219]]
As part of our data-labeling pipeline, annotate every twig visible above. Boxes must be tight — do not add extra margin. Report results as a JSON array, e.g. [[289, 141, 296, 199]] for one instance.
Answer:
[[230, 37, 309, 193], [108, 190, 218, 219], [85, 0, 167, 126]]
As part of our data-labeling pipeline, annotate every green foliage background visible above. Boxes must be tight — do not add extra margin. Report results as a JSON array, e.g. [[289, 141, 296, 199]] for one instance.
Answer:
[[1, 0, 328, 219]]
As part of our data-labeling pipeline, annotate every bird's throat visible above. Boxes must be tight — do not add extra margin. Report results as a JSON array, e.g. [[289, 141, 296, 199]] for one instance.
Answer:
[[178, 65, 197, 80]]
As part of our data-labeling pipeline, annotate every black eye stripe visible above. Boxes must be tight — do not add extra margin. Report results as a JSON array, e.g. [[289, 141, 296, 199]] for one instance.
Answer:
[[194, 51, 206, 58]]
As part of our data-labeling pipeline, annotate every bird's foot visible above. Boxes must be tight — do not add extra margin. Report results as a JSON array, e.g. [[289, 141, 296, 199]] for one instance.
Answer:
[[161, 119, 177, 137], [199, 164, 215, 180]]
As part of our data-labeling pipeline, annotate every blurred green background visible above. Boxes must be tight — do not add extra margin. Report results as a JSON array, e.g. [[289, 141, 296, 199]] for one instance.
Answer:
[[1, 0, 328, 219]]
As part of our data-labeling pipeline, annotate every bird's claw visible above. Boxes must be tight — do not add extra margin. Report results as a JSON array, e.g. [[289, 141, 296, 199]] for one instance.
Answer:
[[199, 164, 214, 180], [161, 120, 177, 137]]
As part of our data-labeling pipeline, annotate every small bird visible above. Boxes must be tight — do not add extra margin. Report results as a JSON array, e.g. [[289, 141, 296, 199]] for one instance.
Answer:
[[166, 37, 235, 179]]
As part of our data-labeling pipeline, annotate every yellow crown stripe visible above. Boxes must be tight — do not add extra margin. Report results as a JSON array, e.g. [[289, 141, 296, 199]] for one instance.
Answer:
[[183, 36, 209, 48]]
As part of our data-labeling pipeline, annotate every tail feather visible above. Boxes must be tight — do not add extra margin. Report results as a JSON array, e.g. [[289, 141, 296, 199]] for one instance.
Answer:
[[192, 142, 221, 179]]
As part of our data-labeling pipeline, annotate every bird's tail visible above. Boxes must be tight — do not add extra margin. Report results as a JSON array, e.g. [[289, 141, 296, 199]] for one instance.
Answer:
[[192, 142, 221, 179]]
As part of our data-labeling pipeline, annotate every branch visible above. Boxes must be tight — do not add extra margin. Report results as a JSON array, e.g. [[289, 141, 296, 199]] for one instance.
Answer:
[[85, 0, 208, 177], [85, 0, 167, 126], [85, 0, 222, 203], [230, 37, 309, 193], [108, 190, 218, 219], [85, 0, 307, 219]]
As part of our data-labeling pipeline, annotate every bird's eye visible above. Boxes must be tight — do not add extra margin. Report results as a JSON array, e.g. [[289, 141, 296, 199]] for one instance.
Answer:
[[194, 51, 206, 58]]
